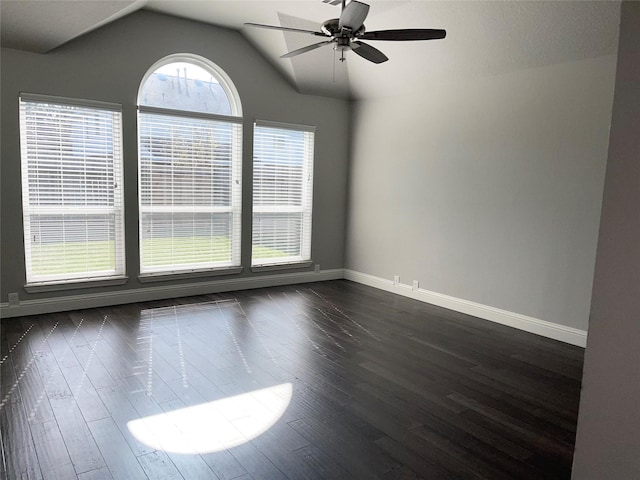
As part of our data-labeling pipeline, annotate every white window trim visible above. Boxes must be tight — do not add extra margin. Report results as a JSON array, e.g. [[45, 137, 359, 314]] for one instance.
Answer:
[[251, 120, 315, 268], [20, 93, 122, 112], [138, 53, 242, 117], [137, 55, 243, 278], [254, 119, 316, 133], [138, 105, 242, 124], [25, 276, 129, 293], [19, 93, 126, 287]]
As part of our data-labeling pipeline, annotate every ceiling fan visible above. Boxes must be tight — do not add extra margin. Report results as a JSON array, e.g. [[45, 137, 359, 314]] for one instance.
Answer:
[[245, 0, 446, 64]]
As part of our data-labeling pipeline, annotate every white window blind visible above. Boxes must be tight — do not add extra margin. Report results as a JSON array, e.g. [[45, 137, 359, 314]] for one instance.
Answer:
[[138, 111, 242, 274], [19, 95, 125, 285], [252, 121, 314, 266]]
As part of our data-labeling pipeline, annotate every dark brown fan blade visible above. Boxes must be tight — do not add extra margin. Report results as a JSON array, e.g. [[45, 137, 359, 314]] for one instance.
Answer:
[[339, 1, 369, 32], [244, 23, 327, 37], [281, 41, 334, 58], [351, 41, 388, 64], [358, 29, 446, 41]]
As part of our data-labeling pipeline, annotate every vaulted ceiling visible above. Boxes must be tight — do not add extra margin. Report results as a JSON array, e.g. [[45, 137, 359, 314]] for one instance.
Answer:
[[0, 1, 620, 99]]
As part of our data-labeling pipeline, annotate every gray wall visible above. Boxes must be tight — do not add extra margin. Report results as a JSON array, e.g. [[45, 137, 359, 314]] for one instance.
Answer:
[[572, 2, 640, 477], [0, 10, 350, 304], [345, 54, 617, 332]]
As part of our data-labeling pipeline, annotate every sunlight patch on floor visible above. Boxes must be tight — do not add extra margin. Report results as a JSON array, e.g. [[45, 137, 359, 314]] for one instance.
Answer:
[[127, 383, 293, 454]]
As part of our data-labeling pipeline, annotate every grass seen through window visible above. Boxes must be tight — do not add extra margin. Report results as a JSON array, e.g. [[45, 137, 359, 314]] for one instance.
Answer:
[[31, 237, 288, 275]]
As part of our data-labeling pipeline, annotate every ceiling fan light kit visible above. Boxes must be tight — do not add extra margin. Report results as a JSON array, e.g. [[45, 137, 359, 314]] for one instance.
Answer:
[[245, 0, 446, 64]]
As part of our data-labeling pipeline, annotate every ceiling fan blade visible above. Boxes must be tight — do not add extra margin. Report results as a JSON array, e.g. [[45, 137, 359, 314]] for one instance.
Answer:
[[339, 1, 370, 32], [281, 41, 334, 58], [359, 29, 447, 41], [351, 41, 388, 64], [244, 23, 327, 37], [322, 0, 343, 4]]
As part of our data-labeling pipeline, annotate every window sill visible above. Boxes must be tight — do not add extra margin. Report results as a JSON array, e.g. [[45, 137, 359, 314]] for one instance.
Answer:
[[138, 267, 244, 283], [25, 276, 129, 293], [251, 261, 313, 273]]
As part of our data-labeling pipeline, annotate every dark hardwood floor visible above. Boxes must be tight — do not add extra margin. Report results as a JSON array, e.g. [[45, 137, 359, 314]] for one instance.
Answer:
[[0, 280, 584, 479]]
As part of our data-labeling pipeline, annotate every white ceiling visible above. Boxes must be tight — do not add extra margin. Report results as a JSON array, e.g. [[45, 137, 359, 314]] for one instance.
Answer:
[[0, 0, 621, 99]]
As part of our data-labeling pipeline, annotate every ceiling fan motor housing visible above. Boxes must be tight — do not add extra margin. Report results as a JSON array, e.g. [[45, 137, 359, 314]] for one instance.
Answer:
[[322, 19, 365, 37], [321, 19, 340, 36]]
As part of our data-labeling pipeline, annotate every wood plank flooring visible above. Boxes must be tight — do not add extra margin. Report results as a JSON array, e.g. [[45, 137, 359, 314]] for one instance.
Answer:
[[0, 280, 584, 479]]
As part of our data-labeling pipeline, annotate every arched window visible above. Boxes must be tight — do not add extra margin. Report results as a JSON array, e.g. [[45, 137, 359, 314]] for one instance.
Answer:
[[138, 54, 242, 276]]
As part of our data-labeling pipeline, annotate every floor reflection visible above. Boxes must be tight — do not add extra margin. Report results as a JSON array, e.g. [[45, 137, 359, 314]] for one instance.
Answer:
[[127, 382, 293, 454]]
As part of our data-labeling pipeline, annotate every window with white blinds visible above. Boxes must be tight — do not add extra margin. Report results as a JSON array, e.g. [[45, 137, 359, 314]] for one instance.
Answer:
[[19, 94, 125, 285], [138, 56, 242, 275], [252, 121, 315, 267]]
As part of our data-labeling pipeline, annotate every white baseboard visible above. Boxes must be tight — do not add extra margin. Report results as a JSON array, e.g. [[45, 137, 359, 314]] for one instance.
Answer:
[[344, 269, 587, 347], [0, 269, 344, 319], [1, 267, 588, 348]]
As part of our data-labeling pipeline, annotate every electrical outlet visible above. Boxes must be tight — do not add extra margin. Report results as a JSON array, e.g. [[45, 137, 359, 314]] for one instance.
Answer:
[[393, 275, 400, 285], [412, 280, 419, 291], [8, 293, 19, 307], [314, 264, 320, 273]]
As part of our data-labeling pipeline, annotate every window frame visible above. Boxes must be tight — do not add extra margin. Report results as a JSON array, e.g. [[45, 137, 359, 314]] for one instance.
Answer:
[[136, 54, 243, 279], [251, 120, 315, 268], [19, 93, 126, 288]]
